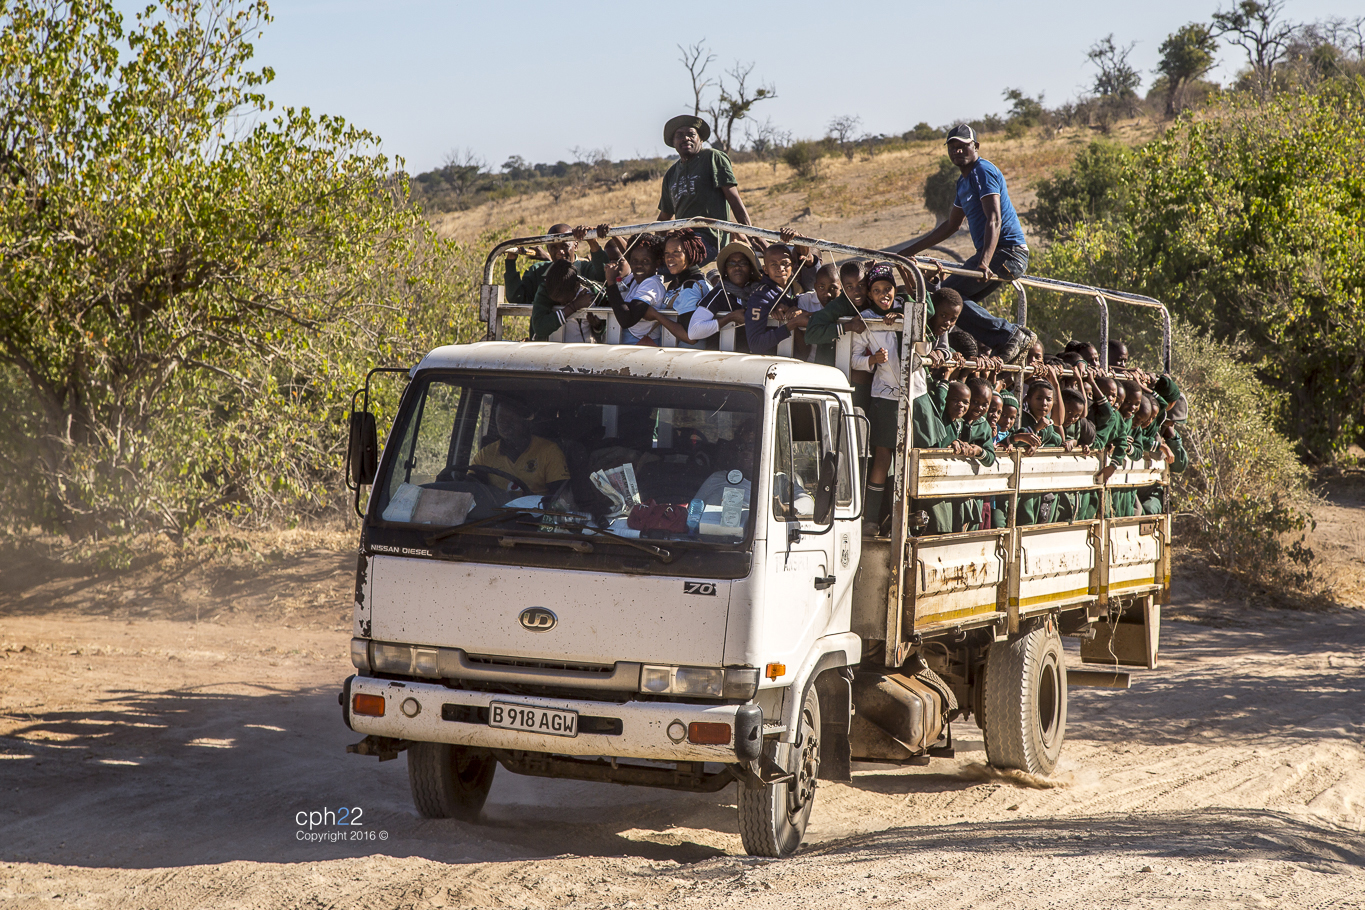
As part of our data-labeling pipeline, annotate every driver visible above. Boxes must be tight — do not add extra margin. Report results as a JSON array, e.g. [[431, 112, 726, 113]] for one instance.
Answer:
[[470, 399, 569, 495]]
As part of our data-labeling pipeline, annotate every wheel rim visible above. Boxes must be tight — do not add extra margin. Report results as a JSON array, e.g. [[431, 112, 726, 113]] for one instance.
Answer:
[[1036, 651, 1062, 749], [453, 750, 485, 786], [787, 707, 819, 819]]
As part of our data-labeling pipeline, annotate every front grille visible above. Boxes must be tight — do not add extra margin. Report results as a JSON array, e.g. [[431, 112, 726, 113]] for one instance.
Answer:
[[462, 655, 616, 675]]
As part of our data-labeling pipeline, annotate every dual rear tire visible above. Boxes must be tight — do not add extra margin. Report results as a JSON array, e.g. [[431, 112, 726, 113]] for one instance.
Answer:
[[982, 621, 1067, 775]]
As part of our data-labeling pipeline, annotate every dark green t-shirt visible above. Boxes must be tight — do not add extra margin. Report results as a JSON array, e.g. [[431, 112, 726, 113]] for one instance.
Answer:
[[657, 148, 737, 249]]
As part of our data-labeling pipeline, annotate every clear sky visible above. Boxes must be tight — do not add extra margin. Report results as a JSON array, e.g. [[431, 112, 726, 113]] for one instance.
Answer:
[[233, 0, 1352, 173]]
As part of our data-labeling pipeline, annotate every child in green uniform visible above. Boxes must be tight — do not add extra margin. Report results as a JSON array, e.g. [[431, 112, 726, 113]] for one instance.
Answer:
[[787, 264, 846, 364], [537, 260, 607, 342], [1105, 379, 1144, 518], [955, 377, 998, 531], [1015, 375, 1067, 525], [506, 223, 609, 305]]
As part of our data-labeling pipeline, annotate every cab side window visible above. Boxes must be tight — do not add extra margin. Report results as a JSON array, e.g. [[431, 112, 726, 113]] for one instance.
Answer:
[[773, 400, 823, 521]]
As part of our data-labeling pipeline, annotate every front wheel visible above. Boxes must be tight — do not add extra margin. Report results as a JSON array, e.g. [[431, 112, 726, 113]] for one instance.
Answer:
[[407, 742, 497, 821], [982, 620, 1067, 775], [738, 683, 820, 857]]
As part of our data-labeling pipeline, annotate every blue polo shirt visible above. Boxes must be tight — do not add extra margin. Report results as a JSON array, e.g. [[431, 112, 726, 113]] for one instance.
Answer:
[[954, 158, 1027, 252]]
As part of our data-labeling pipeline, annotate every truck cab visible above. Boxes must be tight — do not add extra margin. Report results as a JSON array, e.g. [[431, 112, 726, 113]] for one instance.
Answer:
[[345, 343, 863, 855]]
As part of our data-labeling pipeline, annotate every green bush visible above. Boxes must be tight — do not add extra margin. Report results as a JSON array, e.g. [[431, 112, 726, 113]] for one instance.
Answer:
[[1168, 321, 1320, 594], [1024, 85, 1365, 460], [1027, 140, 1134, 241], [782, 141, 825, 180], [922, 157, 958, 221], [905, 122, 938, 142]]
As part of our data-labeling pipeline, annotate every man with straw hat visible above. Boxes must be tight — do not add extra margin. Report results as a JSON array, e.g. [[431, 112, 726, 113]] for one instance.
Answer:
[[656, 114, 760, 261]]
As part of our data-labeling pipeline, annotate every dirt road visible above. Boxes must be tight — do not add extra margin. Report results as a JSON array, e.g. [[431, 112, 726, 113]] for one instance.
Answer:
[[1, 543, 1362, 908]]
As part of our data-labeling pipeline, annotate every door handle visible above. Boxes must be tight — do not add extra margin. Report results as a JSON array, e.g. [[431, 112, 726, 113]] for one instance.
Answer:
[[814, 575, 836, 590]]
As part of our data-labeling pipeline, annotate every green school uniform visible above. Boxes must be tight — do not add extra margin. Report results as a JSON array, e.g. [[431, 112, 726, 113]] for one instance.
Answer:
[[801, 294, 859, 366], [507, 252, 607, 306], [1107, 412, 1138, 518], [911, 391, 957, 534], [1073, 399, 1118, 521], [1054, 421, 1087, 522], [530, 278, 605, 342], [1016, 411, 1063, 525], [956, 417, 996, 531], [1154, 374, 1183, 412]]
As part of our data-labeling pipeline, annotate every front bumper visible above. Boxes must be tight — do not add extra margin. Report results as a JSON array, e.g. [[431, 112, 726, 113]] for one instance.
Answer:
[[346, 676, 762, 763]]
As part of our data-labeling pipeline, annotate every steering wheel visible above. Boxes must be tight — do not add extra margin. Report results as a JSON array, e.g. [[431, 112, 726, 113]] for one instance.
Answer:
[[460, 464, 529, 492]]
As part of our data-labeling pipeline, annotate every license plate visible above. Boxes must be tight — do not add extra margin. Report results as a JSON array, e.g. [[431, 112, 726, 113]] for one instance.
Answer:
[[488, 702, 578, 738]]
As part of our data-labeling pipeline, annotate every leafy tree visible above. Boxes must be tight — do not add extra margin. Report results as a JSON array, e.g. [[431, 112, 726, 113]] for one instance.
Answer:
[[781, 141, 824, 180], [0, 0, 463, 536], [1156, 23, 1219, 115], [1003, 88, 1045, 126], [1028, 140, 1134, 240], [1030, 87, 1365, 460], [905, 122, 937, 142]]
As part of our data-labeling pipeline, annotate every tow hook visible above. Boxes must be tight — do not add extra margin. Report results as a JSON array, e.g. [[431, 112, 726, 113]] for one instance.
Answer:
[[346, 735, 408, 761]]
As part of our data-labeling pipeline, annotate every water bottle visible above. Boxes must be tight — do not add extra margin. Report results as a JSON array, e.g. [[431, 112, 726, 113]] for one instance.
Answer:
[[687, 498, 704, 535]]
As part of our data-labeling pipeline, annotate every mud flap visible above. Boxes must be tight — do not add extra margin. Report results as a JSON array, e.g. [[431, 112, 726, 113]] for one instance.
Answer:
[[815, 669, 853, 782], [1081, 594, 1161, 669]]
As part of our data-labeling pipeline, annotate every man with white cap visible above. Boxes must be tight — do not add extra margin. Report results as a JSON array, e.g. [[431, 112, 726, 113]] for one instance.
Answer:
[[901, 124, 1035, 363]]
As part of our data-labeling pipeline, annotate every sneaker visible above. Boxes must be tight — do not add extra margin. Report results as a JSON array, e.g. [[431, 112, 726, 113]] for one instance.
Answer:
[[996, 327, 1036, 365]]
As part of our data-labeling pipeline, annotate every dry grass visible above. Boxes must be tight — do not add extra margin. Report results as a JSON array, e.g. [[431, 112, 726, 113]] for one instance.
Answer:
[[431, 119, 1161, 255]]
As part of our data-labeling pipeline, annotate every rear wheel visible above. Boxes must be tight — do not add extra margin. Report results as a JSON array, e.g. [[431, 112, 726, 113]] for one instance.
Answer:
[[983, 620, 1067, 775], [407, 742, 497, 821], [738, 683, 820, 857]]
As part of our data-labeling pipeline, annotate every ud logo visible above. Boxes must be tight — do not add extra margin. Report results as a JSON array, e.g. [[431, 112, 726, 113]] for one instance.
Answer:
[[518, 607, 557, 631]]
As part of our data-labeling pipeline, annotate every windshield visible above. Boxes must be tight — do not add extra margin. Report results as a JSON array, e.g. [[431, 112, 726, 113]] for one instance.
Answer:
[[372, 371, 763, 549]]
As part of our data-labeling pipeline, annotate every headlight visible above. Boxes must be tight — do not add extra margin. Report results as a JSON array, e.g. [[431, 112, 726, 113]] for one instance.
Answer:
[[639, 665, 758, 700], [350, 638, 371, 673], [722, 667, 760, 700], [370, 642, 441, 678]]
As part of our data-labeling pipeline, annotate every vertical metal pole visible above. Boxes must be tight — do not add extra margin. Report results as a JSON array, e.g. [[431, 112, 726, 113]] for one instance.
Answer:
[[885, 264, 928, 667], [1160, 306, 1173, 373], [1095, 295, 1110, 370], [1006, 448, 1022, 635], [1012, 280, 1028, 328]]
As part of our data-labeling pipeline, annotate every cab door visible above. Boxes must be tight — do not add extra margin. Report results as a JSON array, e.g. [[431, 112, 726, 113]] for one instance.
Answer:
[[761, 398, 841, 673], [827, 398, 862, 631]]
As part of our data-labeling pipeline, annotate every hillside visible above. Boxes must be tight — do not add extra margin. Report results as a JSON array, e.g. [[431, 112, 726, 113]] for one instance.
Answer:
[[430, 120, 1158, 256]]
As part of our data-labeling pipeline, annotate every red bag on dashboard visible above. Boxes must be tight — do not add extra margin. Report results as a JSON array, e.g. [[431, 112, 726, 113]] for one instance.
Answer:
[[627, 500, 689, 533]]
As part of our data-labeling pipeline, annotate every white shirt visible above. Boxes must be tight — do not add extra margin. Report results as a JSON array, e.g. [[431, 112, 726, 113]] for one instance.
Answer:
[[849, 308, 905, 402], [617, 273, 666, 342]]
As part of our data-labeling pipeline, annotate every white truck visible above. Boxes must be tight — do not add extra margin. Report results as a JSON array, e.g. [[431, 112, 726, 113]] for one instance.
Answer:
[[340, 221, 1173, 856]]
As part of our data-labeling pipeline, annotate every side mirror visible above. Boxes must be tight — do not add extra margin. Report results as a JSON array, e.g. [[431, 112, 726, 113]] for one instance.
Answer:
[[813, 451, 838, 525], [348, 410, 378, 486]]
